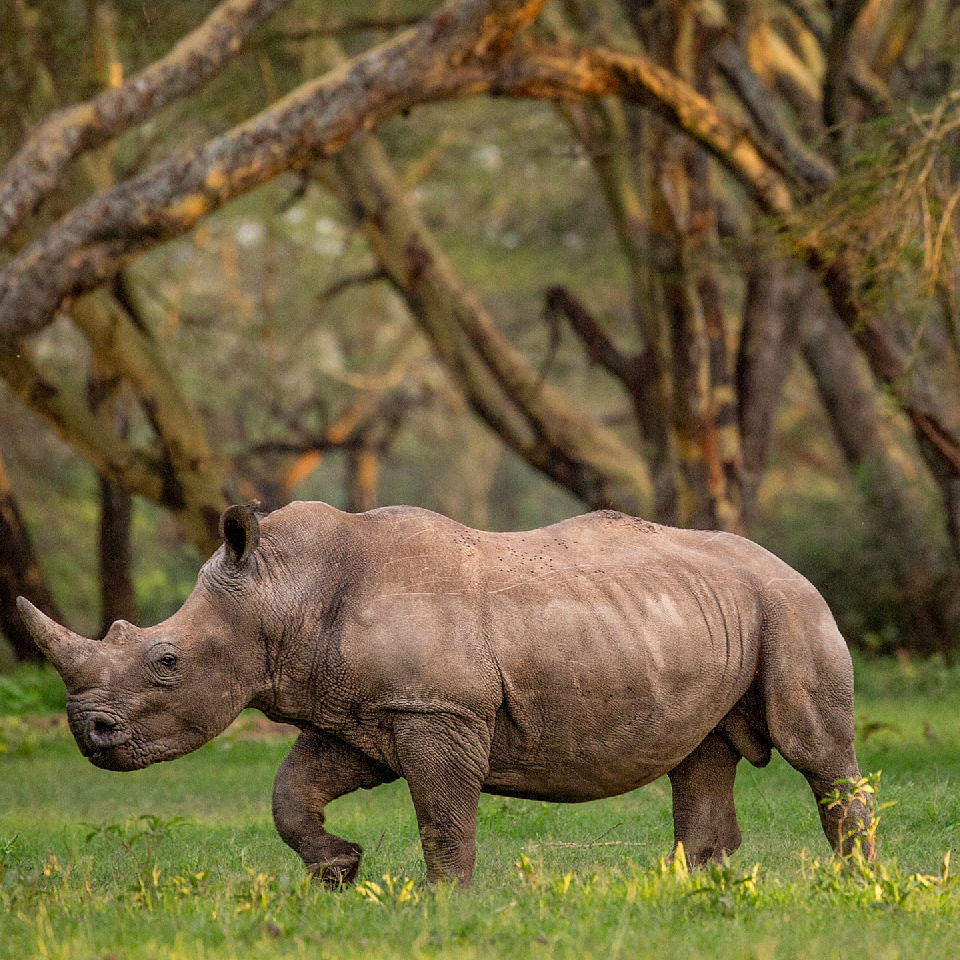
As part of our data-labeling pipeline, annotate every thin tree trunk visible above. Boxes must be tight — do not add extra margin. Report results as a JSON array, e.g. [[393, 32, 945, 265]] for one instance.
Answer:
[[736, 259, 801, 530], [345, 427, 380, 514], [97, 474, 137, 634], [88, 355, 138, 634]]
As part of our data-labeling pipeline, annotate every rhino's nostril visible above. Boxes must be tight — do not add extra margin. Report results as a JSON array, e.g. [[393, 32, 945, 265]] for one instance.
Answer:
[[86, 713, 129, 749]]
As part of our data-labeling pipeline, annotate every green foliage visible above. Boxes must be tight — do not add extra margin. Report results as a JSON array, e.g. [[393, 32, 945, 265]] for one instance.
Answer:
[[852, 650, 960, 700], [0, 717, 52, 758], [672, 848, 763, 915], [355, 872, 423, 908], [83, 814, 186, 903], [0, 665, 65, 716], [804, 847, 955, 911]]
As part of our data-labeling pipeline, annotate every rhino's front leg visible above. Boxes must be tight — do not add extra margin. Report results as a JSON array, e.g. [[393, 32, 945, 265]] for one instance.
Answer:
[[272, 730, 397, 887], [394, 712, 491, 886]]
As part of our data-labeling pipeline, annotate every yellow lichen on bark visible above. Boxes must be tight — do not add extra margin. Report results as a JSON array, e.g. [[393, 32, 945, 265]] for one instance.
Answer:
[[204, 169, 228, 193], [165, 193, 211, 225]]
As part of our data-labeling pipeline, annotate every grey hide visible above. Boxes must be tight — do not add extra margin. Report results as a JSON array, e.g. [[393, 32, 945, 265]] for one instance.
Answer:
[[18, 501, 872, 885]]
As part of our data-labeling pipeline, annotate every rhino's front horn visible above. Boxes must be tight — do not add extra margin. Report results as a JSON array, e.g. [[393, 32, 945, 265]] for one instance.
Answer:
[[16, 597, 99, 689]]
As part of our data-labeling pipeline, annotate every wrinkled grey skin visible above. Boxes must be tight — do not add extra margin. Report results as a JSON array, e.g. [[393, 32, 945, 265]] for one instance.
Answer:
[[19, 501, 872, 886]]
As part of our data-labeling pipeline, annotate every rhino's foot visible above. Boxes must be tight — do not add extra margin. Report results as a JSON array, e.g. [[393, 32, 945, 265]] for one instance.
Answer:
[[814, 781, 874, 862], [674, 838, 740, 870], [307, 839, 362, 889]]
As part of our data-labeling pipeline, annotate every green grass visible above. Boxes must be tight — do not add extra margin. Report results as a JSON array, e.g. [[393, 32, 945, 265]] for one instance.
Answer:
[[1, 657, 959, 959]]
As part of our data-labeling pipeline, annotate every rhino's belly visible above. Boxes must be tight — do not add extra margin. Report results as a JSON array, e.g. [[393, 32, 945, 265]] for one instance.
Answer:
[[483, 699, 715, 803]]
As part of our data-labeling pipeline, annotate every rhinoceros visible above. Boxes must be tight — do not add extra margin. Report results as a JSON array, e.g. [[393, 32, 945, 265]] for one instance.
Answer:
[[18, 501, 871, 885]]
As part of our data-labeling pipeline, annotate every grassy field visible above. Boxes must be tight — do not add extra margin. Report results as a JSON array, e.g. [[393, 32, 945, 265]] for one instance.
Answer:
[[1, 657, 959, 960]]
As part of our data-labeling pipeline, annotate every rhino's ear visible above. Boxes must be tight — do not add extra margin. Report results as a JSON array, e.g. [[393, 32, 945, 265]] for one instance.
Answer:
[[219, 502, 261, 566]]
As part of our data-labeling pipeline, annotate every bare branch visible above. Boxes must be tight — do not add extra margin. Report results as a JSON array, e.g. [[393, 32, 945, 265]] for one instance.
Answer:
[[0, 3, 796, 349], [847, 59, 893, 117], [70, 285, 229, 549], [0, 345, 169, 506], [714, 37, 836, 190], [321, 133, 654, 513], [0, 0, 294, 249], [318, 268, 389, 304], [823, 0, 870, 154], [778, 0, 829, 51], [486, 44, 795, 213], [543, 285, 639, 388], [0, 0, 552, 347]]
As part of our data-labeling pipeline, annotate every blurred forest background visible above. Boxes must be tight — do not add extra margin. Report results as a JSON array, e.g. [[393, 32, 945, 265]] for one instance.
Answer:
[[2, 0, 960, 664]]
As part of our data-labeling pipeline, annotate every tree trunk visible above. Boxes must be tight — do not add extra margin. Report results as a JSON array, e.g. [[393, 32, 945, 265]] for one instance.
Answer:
[[97, 474, 137, 635], [641, 4, 740, 530], [0, 449, 62, 661], [88, 352, 138, 634], [736, 259, 802, 530], [801, 287, 959, 657]]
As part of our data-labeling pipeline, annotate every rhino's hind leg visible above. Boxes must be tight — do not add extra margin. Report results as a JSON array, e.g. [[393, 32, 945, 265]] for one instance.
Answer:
[[668, 732, 742, 868], [272, 730, 397, 888], [776, 722, 873, 858], [762, 612, 874, 860]]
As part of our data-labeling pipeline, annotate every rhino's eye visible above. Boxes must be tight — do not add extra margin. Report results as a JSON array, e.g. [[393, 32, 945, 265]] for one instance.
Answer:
[[150, 649, 180, 683]]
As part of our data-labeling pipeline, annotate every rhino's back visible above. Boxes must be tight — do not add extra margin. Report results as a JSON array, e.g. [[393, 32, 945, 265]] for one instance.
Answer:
[[461, 512, 780, 799]]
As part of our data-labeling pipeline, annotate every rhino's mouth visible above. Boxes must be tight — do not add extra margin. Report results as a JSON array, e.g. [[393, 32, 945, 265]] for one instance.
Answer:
[[87, 736, 186, 771], [65, 703, 161, 770]]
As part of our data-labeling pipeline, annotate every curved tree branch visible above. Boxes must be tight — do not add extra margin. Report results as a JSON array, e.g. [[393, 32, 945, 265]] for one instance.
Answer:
[[0, 345, 170, 505], [714, 37, 836, 190], [779, 0, 829, 52], [0, 0, 294, 249], [823, 0, 870, 156], [544, 285, 639, 390], [0, 290, 229, 555], [70, 285, 229, 549], [0, 5, 794, 349]]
